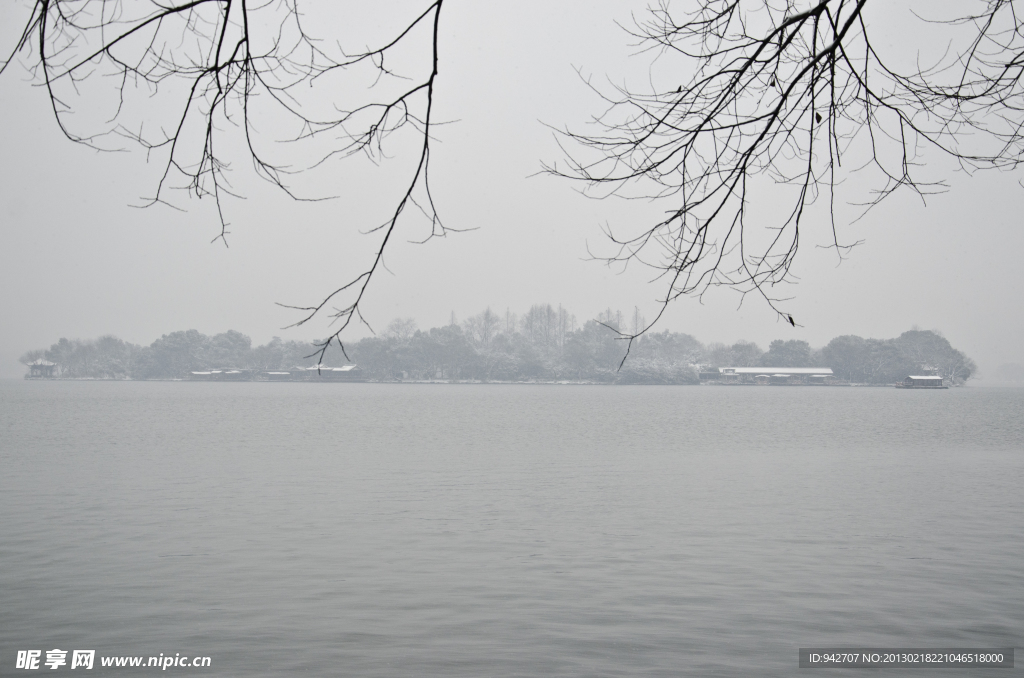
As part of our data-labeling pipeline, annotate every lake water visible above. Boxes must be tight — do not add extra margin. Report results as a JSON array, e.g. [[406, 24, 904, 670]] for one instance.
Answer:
[[1, 381, 1022, 677]]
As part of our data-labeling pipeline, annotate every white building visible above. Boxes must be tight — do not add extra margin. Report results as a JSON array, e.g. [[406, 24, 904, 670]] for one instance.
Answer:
[[702, 367, 834, 384]]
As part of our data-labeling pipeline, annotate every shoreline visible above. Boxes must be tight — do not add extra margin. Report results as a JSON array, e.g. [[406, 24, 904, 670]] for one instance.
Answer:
[[20, 377, 952, 387]]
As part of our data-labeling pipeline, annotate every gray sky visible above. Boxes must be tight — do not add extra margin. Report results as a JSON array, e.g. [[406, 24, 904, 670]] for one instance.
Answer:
[[1, 0, 1022, 378]]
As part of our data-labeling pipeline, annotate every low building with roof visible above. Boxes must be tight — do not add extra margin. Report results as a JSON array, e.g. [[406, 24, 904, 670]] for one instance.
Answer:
[[188, 366, 363, 382], [294, 364, 365, 382], [896, 375, 947, 389], [188, 369, 252, 381], [701, 366, 834, 385]]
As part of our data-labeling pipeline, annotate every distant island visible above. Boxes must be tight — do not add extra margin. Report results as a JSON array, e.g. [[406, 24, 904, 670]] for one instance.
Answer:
[[20, 306, 976, 386]]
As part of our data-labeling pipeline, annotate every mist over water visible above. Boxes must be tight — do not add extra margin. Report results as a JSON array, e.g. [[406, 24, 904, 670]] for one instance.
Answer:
[[2, 382, 1022, 677]]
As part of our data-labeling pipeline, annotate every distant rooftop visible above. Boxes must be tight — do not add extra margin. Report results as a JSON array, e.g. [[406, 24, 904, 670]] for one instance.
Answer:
[[718, 367, 833, 375], [300, 364, 358, 372]]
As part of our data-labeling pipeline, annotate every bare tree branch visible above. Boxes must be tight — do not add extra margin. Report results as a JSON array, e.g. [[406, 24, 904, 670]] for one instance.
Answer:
[[549, 0, 1024, 360], [3, 0, 449, 364]]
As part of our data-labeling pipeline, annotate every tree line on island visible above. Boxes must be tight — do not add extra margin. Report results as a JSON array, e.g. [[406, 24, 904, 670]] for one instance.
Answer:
[[20, 305, 976, 385]]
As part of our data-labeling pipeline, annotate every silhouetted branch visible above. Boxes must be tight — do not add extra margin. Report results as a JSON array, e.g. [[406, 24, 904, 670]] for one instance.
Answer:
[[550, 0, 1024, 357], [3, 0, 448, 361]]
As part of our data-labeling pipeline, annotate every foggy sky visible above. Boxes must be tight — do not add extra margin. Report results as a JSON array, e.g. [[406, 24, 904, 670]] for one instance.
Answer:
[[1, 0, 1022, 378]]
